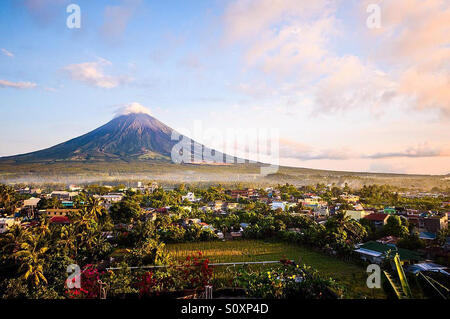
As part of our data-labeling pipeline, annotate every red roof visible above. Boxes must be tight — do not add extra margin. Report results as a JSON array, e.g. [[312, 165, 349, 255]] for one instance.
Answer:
[[50, 216, 70, 224], [364, 213, 389, 221]]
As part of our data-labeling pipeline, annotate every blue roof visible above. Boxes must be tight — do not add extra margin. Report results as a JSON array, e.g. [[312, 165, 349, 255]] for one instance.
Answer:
[[419, 232, 436, 240]]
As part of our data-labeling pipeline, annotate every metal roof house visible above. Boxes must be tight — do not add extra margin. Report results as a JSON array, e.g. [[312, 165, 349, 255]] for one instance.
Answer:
[[354, 241, 422, 265]]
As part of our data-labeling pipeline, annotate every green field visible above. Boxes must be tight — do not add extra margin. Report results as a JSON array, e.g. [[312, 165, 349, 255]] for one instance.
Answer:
[[165, 240, 387, 299]]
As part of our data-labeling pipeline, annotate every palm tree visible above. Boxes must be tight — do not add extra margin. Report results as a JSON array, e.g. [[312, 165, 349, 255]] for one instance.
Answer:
[[13, 233, 48, 287], [0, 224, 27, 257], [59, 224, 77, 256], [86, 196, 104, 220]]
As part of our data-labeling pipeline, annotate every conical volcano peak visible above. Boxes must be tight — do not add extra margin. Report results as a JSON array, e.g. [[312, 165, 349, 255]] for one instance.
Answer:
[[2, 109, 177, 163]]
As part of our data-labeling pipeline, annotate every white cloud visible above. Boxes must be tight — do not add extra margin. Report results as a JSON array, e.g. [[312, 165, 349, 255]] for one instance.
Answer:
[[223, 0, 450, 118], [279, 138, 356, 161], [366, 142, 450, 159], [114, 102, 152, 117], [361, 0, 450, 116], [1, 48, 14, 58], [62, 59, 131, 88], [0, 79, 37, 89]]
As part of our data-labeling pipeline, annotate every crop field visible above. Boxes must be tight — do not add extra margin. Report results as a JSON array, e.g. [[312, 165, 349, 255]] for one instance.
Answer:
[[165, 240, 387, 299]]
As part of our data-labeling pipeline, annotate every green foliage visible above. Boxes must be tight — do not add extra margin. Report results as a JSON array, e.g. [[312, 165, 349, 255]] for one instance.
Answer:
[[110, 198, 142, 223], [234, 262, 342, 299], [383, 216, 409, 238]]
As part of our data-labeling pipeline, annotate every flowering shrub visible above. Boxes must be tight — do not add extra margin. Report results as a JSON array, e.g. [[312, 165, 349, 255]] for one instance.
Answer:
[[65, 264, 104, 299], [233, 261, 342, 299], [136, 251, 213, 297], [178, 252, 213, 290]]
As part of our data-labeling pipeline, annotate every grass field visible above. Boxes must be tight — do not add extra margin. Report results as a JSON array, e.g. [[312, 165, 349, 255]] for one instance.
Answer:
[[165, 240, 387, 299]]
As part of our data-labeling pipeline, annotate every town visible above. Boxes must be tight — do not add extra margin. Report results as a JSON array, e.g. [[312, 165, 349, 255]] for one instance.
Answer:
[[0, 181, 448, 299]]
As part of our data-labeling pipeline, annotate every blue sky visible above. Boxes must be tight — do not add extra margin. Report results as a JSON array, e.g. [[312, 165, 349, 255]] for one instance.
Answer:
[[0, 0, 449, 174]]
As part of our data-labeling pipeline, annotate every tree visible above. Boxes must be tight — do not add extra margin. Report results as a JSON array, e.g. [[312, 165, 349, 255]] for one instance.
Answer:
[[13, 233, 48, 287], [110, 199, 142, 224], [383, 216, 409, 238], [86, 196, 105, 220]]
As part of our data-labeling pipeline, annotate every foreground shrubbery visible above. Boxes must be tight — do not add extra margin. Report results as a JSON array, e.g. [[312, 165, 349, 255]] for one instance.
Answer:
[[234, 260, 342, 299]]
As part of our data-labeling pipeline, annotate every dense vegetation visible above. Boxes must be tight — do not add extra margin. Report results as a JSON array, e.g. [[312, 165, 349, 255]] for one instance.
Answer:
[[0, 182, 448, 299]]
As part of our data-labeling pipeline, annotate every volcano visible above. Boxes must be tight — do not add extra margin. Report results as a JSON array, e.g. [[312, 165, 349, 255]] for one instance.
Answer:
[[1, 112, 234, 164]]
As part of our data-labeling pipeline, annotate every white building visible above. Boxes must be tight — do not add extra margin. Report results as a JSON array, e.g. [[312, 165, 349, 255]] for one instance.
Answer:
[[270, 201, 287, 211], [182, 192, 197, 202], [0, 218, 18, 234]]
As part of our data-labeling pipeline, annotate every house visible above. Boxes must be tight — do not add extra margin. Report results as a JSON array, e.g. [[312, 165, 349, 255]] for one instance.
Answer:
[[405, 263, 449, 276], [198, 222, 215, 232], [407, 212, 448, 233], [301, 197, 320, 208], [0, 217, 18, 234], [422, 213, 448, 233], [61, 201, 74, 208], [183, 218, 201, 226], [339, 194, 360, 203], [210, 200, 224, 211], [23, 197, 41, 208], [230, 231, 243, 239], [240, 223, 249, 229], [228, 188, 254, 199], [96, 193, 124, 204], [22, 197, 41, 217], [363, 213, 389, 228], [182, 192, 197, 202], [69, 185, 82, 191], [42, 209, 80, 217], [50, 191, 78, 200], [49, 216, 70, 224], [377, 236, 399, 245], [313, 207, 329, 218], [271, 201, 287, 211], [384, 207, 396, 215], [225, 202, 239, 211], [354, 241, 422, 265], [345, 210, 373, 221], [419, 231, 437, 241]]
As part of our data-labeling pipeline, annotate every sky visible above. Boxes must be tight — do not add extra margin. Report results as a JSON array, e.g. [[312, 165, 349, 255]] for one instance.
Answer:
[[0, 0, 449, 175]]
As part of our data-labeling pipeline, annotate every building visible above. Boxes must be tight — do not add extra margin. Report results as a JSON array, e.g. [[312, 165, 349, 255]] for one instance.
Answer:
[[354, 241, 422, 265], [407, 212, 448, 234], [23, 197, 41, 207], [49, 216, 70, 224], [22, 197, 41, 217], [419, 232, 437, 241], [182, 192, 197, 202], [228, 188, 254, 199], [42, 209, 80, 217], [96, 194, 124, 204], [339, 194, 360, 203], [423, 213, 448, 233], [271, 201, 287, 211], [345, 210, 373, 221], [405, 263, 449, 276], [210, 200, 224, 211], [0, 217, 18, 234], [363, 213, 389, 228], [50, 191, 78, 200]]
